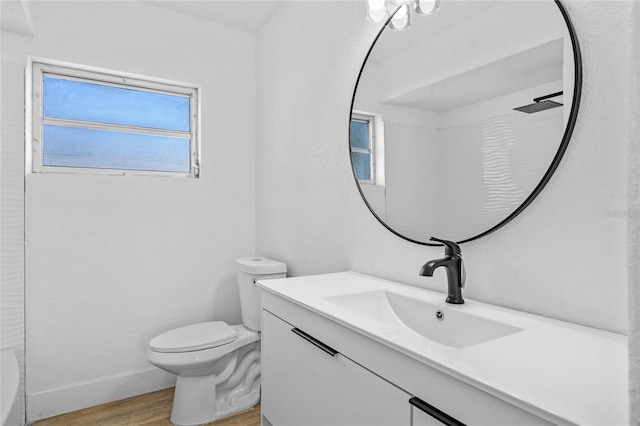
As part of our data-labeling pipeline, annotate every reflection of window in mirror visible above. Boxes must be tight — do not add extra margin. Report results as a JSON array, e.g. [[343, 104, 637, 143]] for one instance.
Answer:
[[350, 111, 385, 186]]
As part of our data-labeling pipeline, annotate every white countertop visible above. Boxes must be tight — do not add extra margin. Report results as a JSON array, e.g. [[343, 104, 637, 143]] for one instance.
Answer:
[[258, 271, 628, 426]]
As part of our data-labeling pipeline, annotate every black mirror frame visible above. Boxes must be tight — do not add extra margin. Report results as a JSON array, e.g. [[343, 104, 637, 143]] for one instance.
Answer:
[[349, 0, 582, 246]]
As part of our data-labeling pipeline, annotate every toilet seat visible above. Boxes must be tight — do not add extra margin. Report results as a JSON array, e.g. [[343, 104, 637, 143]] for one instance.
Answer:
[[149, 321, 238, 353]]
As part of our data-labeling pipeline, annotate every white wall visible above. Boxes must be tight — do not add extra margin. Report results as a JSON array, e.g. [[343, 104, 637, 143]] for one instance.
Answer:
[[3, 1, 256, 421], [256, 0, 630, 333]]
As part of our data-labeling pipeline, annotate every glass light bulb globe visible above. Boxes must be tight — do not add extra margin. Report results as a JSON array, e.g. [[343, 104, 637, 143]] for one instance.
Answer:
[[367, 0, 390, 22], [368, 0, 386, 11], [388, 4, 411, 30], [367, 7, 390, 23], [414, 0, 440, 15], [394, 4, 408, 18]]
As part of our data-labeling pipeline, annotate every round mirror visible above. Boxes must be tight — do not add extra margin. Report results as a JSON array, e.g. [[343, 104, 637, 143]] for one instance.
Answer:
[[350, 0, 581, 245]]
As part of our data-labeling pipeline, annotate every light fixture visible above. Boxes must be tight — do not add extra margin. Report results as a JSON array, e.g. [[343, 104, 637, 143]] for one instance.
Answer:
[[367, 0, 440, 31], [388, 4, 411, 31]]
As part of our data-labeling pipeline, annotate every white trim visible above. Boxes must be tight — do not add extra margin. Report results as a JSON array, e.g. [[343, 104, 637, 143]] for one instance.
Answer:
[[26, 59, 34, 174], [351, 110, 385, 186], [27, 57, 201, 178], [26, 368, 176, 422], [41, 71, 192, 98], [42, 118, 191, 139], [29, 56, 198, 93], [351, 112, 375, 184]]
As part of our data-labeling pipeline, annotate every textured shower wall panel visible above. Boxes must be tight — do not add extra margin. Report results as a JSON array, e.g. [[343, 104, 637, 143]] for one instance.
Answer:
[[1, 61, 26, 425], [432, 109, 563, 241], [628, 2, 640, 423], [384, 122, 439, 239]]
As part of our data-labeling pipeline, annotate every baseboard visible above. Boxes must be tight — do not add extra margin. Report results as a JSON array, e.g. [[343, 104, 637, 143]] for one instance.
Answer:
[[27, 368, 176, 422]]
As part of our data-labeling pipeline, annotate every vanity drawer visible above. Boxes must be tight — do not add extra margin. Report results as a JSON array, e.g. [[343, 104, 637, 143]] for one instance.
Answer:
[[261, 309, 411, 426]]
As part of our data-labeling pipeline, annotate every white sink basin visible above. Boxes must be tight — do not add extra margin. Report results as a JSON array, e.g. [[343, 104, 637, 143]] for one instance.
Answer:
[[324, 290, 521, 348]]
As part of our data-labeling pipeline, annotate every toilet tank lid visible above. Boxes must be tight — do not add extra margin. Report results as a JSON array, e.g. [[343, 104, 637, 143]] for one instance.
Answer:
[[236, 257, 287, 275]]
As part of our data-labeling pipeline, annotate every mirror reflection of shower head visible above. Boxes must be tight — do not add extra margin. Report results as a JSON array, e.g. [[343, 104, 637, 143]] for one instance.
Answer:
[[513, 91, 563, 114]]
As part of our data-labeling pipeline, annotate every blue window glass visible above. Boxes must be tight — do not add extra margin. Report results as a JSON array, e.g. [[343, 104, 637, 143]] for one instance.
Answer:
[[351, 152, 371, 181], [43, 125, 191, 173], [43, 76, 190, 132], [350, 121, 370, 149]]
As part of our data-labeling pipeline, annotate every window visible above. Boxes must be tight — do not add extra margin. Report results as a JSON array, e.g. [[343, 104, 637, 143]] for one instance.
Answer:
[[350, 111, 381, 184], [29, 59, 199, 177]]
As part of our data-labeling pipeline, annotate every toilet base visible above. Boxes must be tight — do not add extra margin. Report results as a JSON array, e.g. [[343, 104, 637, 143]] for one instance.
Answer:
[[170, 376, 260, 426], [168, 341, 261, 426]]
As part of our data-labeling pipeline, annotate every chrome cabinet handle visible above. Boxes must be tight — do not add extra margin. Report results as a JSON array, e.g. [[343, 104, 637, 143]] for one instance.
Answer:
[[291, 328, 338, 357], [410, 397, 466, 426]]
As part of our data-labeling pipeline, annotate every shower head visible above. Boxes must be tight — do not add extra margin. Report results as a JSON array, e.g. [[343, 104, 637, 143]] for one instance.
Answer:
[[513, 100, 562, 113], [513, 91, 563, 114]]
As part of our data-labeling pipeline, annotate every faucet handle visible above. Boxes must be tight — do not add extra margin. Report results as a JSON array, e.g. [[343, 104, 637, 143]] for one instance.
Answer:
[[429, 237, 462, 256]]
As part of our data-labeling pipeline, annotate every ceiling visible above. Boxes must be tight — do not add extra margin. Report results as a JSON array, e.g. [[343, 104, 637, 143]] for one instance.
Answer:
[[369, 1, 498, 64], [1, 0, 284, 36], [1, 0, 34, 37], [144, 0, 283, 33], [384, 39, 564, 112]]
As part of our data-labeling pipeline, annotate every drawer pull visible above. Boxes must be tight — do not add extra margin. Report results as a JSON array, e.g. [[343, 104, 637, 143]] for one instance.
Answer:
[[409, 397, 466, 426], [291, 328, 338, 357]]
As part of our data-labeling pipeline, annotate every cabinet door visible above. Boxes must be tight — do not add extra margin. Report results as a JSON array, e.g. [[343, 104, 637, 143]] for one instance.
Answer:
[[262, 310, 411, 426], [413, 408, 449, 426]]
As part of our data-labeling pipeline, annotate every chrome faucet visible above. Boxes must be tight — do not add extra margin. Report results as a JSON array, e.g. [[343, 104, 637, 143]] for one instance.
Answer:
[[419, 237, 465, 304]]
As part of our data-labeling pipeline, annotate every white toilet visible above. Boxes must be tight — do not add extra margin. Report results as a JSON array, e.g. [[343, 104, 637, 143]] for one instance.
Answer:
[[146, 257, 286, 426]]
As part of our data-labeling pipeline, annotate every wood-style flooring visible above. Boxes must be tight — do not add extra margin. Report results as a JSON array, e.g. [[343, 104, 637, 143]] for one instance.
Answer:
[[33, 388, 261, 426]]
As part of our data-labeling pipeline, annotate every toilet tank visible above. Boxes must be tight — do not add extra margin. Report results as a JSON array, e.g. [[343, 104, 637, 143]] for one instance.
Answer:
[[236, 257, 287, 331]]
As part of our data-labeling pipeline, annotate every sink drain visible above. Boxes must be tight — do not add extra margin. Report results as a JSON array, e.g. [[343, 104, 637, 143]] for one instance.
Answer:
[[435, 310, 444, 321]]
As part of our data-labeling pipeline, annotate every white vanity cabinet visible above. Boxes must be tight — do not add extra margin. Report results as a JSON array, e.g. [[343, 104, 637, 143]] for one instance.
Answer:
[[261, 290, 555, 426], [259, 272, 628, 426], [261, 309, 411, 426]]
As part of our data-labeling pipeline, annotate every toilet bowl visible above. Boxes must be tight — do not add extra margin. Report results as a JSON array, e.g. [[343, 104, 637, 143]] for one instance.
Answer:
[[146, 257, 286, 426]]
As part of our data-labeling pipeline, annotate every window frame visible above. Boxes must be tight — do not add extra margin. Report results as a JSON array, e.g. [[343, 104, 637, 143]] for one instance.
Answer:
[[27, 58, 201, 178], [350, 111, 376, 185], [351, 110, 386, 186]]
